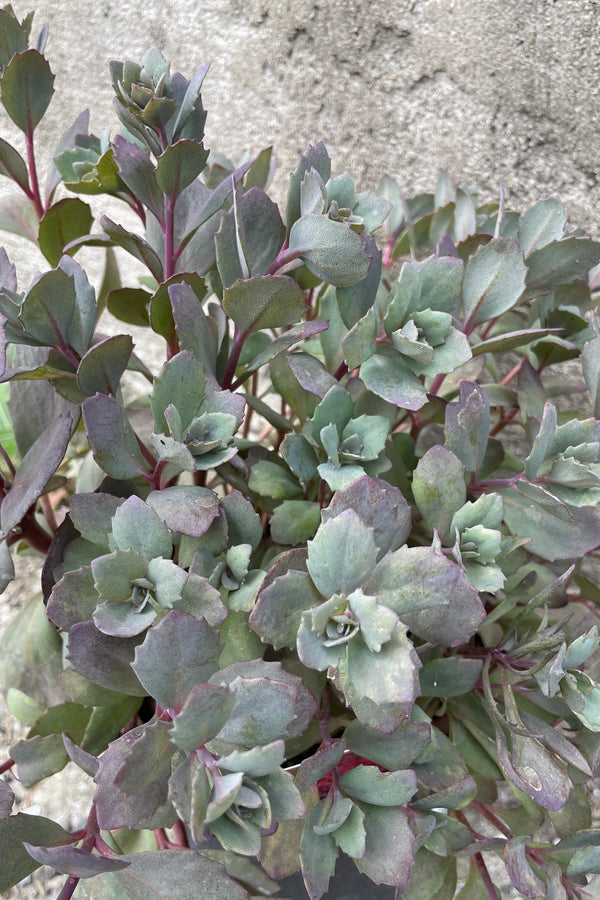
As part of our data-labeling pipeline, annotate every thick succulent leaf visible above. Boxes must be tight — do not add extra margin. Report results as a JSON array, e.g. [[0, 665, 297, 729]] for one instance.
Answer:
[[289, 214, 372, 287], [93, 720, 177, 831], [419, 657, 483, 697], [336, 235, 382, 328], [250, 568, 324, 649], [344, 718, 431, 770], [132, 611, 221, 711], [286, 142, 331, 230], [300, 801, 338, 900], [355, 804, 414, 887], [0, 594, 64, 705], [151, 349, 205, 434], [238, 319, 328, 383], [168, 280, 216, 372], [112, 136, 164, 222], [222, 274, 305, 334], [307, 508, 379, 598], [146, 485, 219, 537], [156, 139, 209, 198], [170, 683, 236, 750], [66, 622, 146, 696], [526, 236, 600, 290], [360, 347, 428, 411], [82, 393, 149, 480], [518, 198, 567, 257], [111, 495, 172, 562], [0, 135, 29, 190], [38, 198, 93, 266], [69, 492, 123, 548], [77, 334, 133, 397], [270, 500, 321, 546], [215, 186, 285, 287], [0, 193, 38, 241], [322, 476, 411, 558], [23, 842, 129, 877], [210, 660, 317, 746], [1, 413, 71, 535], [339, 766, 417, 806], [501, 481, 600, 561], [1, 49, 54, 132], [503, 836, 547, 897], [100, 217, 164, 282], [10, 733, 68, 786], [444, 381, 489, 475], [0, 813, 71, 894], [462, 238, 526, 328], [412, 446, 466, 542]]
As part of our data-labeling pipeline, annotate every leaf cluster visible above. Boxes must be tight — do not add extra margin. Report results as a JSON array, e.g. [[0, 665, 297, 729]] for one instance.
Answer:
[[2, 7, 600, 898]]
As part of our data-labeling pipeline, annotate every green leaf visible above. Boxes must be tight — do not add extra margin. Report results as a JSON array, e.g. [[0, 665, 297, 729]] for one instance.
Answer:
[[339, 765, 416, 806], [526, 236, 600, 290], [444, 381, 489, 475], [215, 186, 285, 288], [1, 49, 54, 132], [250, 568, 323, 650], [470, 327, 563, 357], [106, 287, 151, 327], [11, 733, 68, 786], [288, 214, 371, 287], [462, 237, 526, 328], [170, 683, 235, 751], [360, 347, 427, 411], [222, 274, 305, 334], [77, 334, 133, 396], [75, 849, 251, 900], [300, 801, 337, 899], [151, 350, 205, 434], [0, 136, 29, 190], [502, 481, 600, 561], [38, 198, 94, 266], [307, 509, 378, 598], [344, 718, 431, 770], [23, 842, 129, 878], [270, 500, 321, 545], [355, 804, 414, 888], [248, 460, 302, 500], [67, 622, 147, 696], [0, 193, 38, 241], [0, 813, 71, 894], [518, 199, 567, 257], [286, 141, 331, 230], [419, 657, 483, 697], [412, 446, 466, 542], [82, 393, 149, 480], [156, 139, 209, 198], [132, 611, 221, 711], [101, 216, 163, 282]]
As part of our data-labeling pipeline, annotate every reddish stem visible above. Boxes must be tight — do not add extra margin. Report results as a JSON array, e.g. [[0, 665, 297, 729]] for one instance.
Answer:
[[474, 852, 502, 900], [0, 758, 15, 775], [25, 127, 44, 219]]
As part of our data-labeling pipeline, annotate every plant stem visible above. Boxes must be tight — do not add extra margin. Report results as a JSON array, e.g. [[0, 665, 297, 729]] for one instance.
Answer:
[[473, 852, 502, 900], [221, 326, 245, 390], [25, 127, 44, 220], [0, 758, 15, 775], [163, 194, 177, 281]]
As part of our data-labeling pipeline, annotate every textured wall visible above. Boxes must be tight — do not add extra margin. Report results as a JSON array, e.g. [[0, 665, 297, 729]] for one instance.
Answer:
[[1, 0, 599, 256]]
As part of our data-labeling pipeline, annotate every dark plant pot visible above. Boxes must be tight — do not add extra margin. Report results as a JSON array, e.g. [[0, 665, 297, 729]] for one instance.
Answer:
[[277, 855, 396, 899]]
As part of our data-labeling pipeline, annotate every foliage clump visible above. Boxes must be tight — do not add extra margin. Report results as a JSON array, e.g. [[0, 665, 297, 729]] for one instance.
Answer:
[[1, 6, 600, 898]]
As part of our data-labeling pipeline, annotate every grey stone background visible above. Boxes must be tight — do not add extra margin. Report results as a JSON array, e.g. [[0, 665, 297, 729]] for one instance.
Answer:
[[1, 0, 599, 896]]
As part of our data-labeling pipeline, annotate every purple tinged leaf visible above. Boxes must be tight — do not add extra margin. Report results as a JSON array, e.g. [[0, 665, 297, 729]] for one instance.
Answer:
[[0, 135, 29, 191], [112, 135, 164, 223], [412, 446, 466, 542], [1, 414, 71, 535], [67, 621, 147, 696], [322, 476, 412, 558], [69, 492, 123, 548], [355, 805, 414, 887], [23, 842, 129, 877], [146, 485, 219, 536], [444, 381, 490, 475], [156, 139, 209, 199], [503, 836, 546, 897], [289, 214, 371, 287], [359, 347, 428, 411], [300, 801, 338, 900], [0, 813, 72, 894], [294, 740, 346, 794], [82, 393, 149, 480], [62, 733, 99, 777], [339, 766, 417, 807], [77, 334, 133, 397], [344, 719, 431, 770], [38, 198, 94, 267], [100, 216, 164, 282], [94, 720, 177, 831], [1, 49, 55, 133], [132, 611, 221, 711], [251, 569, 324, 650]]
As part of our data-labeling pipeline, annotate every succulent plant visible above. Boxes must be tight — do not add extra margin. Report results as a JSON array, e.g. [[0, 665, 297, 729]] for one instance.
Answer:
[[2, 6, 600, 898]]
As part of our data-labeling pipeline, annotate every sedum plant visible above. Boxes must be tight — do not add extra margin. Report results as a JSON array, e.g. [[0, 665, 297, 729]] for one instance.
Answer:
[[3, 6, 600, 898]]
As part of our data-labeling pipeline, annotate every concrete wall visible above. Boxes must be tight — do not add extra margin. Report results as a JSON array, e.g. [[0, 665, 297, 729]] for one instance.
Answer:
[[2, 0, 600, 265]]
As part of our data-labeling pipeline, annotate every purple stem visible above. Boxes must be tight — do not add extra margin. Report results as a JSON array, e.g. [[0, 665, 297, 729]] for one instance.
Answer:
[[25, 127, 44, 219]]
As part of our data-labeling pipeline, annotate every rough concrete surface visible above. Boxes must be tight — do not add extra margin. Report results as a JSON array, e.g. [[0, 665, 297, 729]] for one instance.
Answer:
[[0, 0, 599, 896]]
